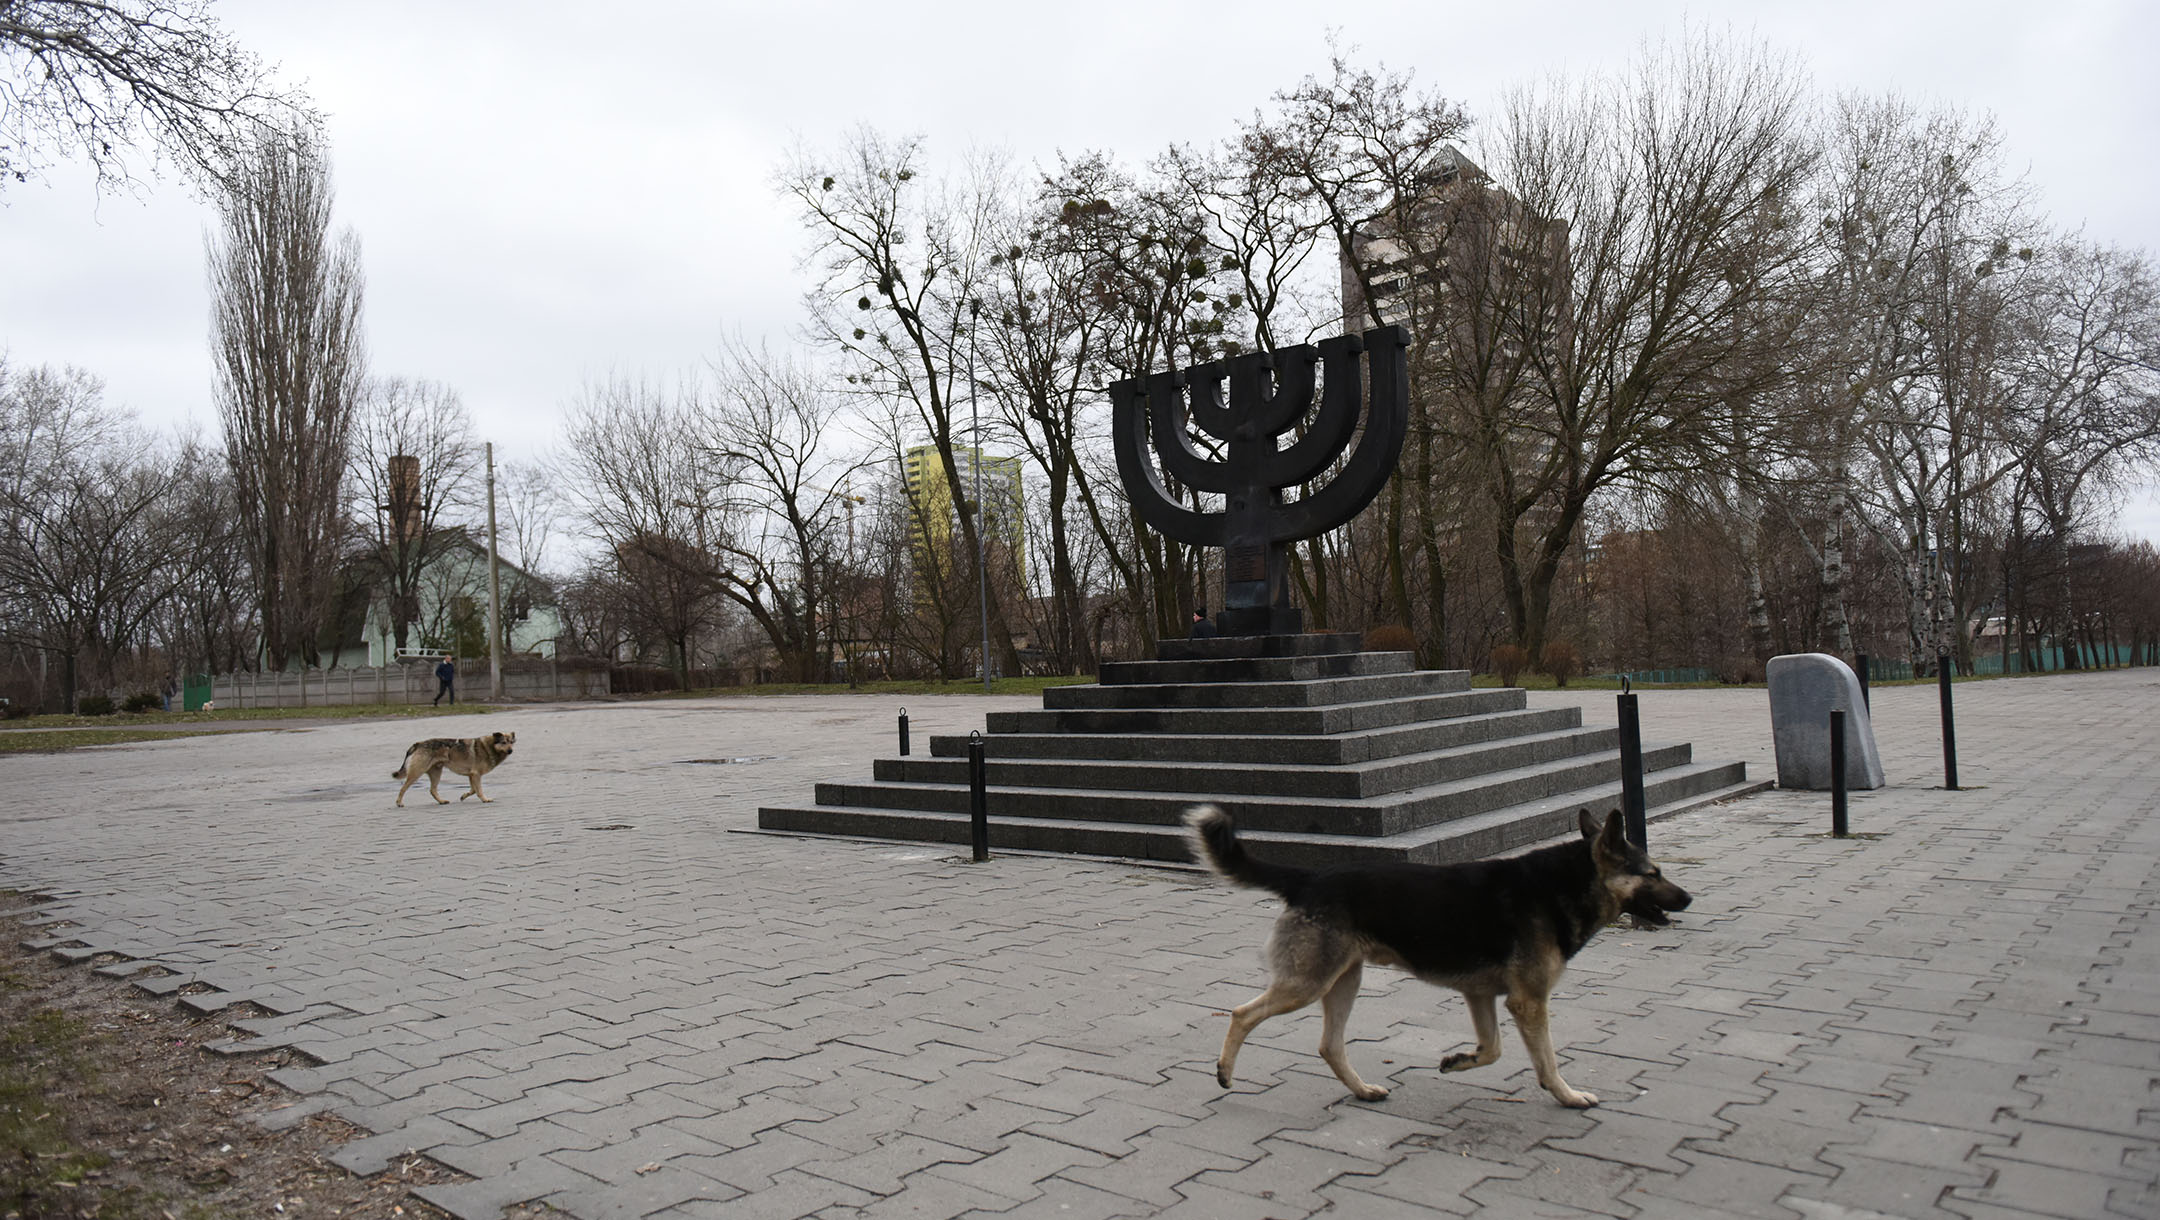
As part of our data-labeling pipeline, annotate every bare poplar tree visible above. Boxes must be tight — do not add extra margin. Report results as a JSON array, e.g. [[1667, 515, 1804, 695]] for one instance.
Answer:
[[0, 0, 315, 193], [209, 131, 366, 671], [345, 377, 478, 655]]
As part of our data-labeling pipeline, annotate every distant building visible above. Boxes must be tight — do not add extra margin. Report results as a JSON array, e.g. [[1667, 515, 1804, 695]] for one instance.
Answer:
[[1340, 144, 1571, 357], [902, 444, 1026, 580], [352, 529, 561, 666]]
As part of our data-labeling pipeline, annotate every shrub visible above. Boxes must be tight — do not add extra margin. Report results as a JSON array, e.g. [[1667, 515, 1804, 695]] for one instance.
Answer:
[[1, 702, 30, 720], [1716, 655, 1764, 684], [121, 692, 162, 713], [77, 695, 116, 716], [1540, 641, 1584, 688], [1362, 625, 1417, 655], [1490, 644, 1529, 686]]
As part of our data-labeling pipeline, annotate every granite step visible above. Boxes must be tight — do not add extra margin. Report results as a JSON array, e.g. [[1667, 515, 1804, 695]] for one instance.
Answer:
[[1097, 651, 1420, 686], [806, 742, 1697, 838], [929, 706, 1582, 766], [1042, 669, 1469, 710], [757, 763, 1762, 868], [887, 726, 1621, 800], [1155, 632, 1364, 660], [986, 687, 1527, 737]]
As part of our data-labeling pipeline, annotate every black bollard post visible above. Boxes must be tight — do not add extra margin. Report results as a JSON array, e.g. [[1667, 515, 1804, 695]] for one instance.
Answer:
[[1937, 653, 1959, 791], [1617, 677, 1647, 847], [967, 730, 989, 862], [897, 706, 910, 756], [1856, 653, 1871, 710], [1830, 708, 1849, 838]]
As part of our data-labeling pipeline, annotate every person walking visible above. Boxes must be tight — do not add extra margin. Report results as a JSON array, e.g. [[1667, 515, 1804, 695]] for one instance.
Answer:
[[1190, 606, 1217, 639], [433, 655, 457, 705]]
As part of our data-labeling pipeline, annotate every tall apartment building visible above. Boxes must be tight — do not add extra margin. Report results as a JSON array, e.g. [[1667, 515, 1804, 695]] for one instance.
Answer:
[[1339, 145, 1570, 355], [902, 443, 1026, 578]]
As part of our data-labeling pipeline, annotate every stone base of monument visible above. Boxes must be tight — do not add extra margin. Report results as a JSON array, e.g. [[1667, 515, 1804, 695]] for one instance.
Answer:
[[756, 634, 1765, 867]]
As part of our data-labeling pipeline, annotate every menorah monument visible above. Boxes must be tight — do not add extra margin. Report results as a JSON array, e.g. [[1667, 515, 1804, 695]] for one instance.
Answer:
[[1111, 326, 1409, 638]]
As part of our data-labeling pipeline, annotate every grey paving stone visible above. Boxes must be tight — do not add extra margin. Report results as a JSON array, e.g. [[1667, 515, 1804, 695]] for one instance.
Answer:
[[1802, 1149, 1988, 1214], [413, 1159, 601, 1220], [1469, 1147, 1644, 1216], [1623, 1148, 1829, 1219], [4, 678, 2158, 1220], [954, 1178, 1153, 1220], [918, 1131, 1111, 1203], [1947, 1154, 2129, 1218]]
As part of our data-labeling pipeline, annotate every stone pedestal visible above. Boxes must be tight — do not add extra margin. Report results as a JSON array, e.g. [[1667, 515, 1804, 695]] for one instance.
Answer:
[[1767, 653, 1885, 790], [758, 634, 1764, 866]]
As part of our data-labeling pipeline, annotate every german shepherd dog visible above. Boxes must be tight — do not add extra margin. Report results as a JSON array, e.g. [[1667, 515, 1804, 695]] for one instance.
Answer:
[[1185, 804, 1690, 1107], [392, 732, 516, 807]]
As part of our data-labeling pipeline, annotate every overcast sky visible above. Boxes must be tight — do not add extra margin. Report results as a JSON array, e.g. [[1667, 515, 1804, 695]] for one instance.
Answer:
[[5, 0, 2157, 532]]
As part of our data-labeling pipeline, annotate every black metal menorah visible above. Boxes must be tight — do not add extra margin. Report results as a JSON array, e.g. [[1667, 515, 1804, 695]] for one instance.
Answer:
[[1109, 325, 1410, 636]]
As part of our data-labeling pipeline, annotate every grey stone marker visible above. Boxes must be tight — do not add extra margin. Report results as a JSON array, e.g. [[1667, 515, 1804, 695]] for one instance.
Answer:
[[1767, 652, 1885, 790]]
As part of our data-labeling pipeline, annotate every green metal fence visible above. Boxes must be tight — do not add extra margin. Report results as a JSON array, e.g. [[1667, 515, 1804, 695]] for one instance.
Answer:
[[1599, 667, 1716, 685]]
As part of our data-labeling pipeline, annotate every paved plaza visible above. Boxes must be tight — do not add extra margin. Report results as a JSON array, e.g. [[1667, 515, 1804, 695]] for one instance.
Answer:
[[2, 671, 2156, 1219]]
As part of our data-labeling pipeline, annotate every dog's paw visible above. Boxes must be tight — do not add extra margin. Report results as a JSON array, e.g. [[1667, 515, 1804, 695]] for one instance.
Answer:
[[1352, 1084, 1390, 1102], [1556, 1089, 1598, 1108], [1216, 1066, 1233, 1089], [1440, 1051, 1478, 1072]]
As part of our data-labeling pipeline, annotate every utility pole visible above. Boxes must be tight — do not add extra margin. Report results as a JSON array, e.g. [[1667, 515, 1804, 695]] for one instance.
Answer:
[[485, 442, 505, 699]]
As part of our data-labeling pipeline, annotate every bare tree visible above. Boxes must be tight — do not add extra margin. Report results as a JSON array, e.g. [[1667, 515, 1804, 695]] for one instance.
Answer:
[[558, 374, 723, 686], [0, 0, 314, 193], [1998, 238, 2160, 668], [1040, 151, 1228, 651], [151, 432, 254, 678], [783, 129, 1025, 679], [1818, 95, 2038, 670], [1250, 55, 1477, 655], [495, 457, 562, 576], [1461, 32, 1818, 659], [972, 174, 1131, 673], [0, 361, 198, 709], [210, 131, 366, 671], [701, 340, 871, 681], [345, 376, 478, 655]]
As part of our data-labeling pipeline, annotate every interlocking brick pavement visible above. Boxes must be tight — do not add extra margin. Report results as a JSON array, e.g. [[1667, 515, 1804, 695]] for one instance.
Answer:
[[2, 675, 2156, 1219]]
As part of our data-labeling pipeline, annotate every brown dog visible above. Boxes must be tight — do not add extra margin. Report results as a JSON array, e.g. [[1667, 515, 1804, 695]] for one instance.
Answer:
[[1186, 804, 1691, 1106], [392, 732, 516, 807]]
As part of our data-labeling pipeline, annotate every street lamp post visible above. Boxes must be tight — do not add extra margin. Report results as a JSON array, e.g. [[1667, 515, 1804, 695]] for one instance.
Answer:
[[970, 300, 991, 693]]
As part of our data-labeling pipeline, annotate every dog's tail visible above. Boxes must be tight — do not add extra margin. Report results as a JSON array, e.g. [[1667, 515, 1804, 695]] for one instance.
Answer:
[[1183, 804, 1308, 899], [391, 744, 414, 778]]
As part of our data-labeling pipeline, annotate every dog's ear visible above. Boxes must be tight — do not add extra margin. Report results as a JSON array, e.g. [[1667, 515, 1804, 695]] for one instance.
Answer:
[[1577, 808, 1599, 841], [1593, 809, 1628, 860]]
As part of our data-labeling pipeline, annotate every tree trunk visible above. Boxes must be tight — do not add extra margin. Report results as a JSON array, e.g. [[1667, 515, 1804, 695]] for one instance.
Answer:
[[1820, 508, 1852, 657]]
